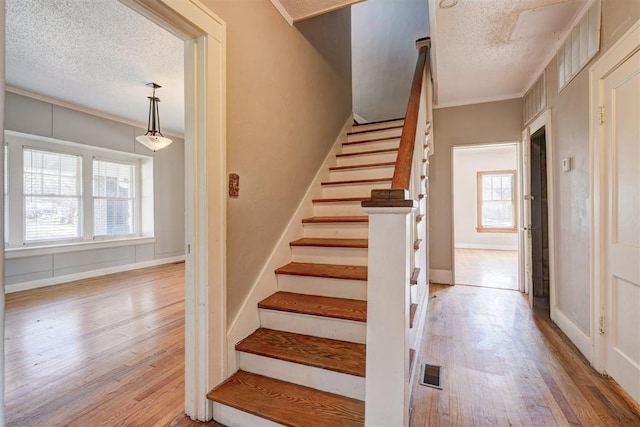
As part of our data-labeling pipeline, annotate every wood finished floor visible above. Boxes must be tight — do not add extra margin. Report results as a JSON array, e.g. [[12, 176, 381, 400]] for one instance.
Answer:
[[410, 284, 640, 426], [455, 248, 519, 290], [6, 263, 639, 426]]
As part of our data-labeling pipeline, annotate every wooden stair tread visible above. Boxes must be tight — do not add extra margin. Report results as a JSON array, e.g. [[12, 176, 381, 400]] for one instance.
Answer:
[[275, 262, 367, 281], [343, 135, 400, 146], [321, 177, 392, 186], [347, 124, 403, 135], [302, 216, 369, 224], [258, 291, 367, 322], [290, 238, 368, 249], [336, 148, 398, 158], [329, 161, 395, 171], [353, 117, 404, 127], [207, 371, 364, 426], [236, 328, 366, 377], [312, 196, 370, 203]]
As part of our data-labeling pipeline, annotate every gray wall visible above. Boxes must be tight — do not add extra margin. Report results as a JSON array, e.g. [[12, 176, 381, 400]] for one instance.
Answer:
[[543, 0, 640, 334], [202, 0, 353, 324], [351, 0, 429, 122], [429, 98, 523, 273], [4, 91, 185, 289]]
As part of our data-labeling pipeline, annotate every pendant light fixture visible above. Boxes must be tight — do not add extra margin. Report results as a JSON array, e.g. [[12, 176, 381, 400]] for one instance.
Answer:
[[136, 82, 173, 152]]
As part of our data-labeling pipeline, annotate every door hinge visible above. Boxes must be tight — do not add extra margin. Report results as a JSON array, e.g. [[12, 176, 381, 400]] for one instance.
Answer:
[[599, 316, 605, 334], [187, 243, 191, 255], [599, 106, 605, 125]]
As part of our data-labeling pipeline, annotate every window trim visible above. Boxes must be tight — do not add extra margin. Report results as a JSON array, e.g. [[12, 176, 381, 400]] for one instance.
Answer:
[[476, 170, 517, 233]]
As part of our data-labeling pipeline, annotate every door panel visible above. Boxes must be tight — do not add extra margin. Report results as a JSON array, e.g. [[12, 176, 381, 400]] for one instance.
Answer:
[[604, 49, 640, 402], [521, 129, 533, 305]]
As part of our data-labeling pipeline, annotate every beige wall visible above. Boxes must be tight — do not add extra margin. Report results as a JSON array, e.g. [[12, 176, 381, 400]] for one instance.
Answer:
[[545, 0, 640, 334], [201, 0, 352, 323], [429, 98, 523, 274]]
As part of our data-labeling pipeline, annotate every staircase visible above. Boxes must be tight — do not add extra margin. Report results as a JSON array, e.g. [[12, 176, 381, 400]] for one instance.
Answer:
[[207, 119, 405, 426]]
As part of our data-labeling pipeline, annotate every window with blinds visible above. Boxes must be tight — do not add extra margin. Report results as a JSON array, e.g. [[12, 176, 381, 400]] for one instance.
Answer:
[[93, 159, 135, 237], [23, 148, 82, 242]]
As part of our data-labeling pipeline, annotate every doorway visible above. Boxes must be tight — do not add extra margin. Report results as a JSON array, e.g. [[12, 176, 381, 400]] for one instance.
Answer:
[[529, 127, 550, 315], [452, 144, 520, 290]]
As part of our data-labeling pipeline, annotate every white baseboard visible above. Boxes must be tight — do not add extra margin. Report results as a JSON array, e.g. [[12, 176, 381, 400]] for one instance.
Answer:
[[455, 243, 518, 251], [429, 269, 452, 285], [552, 306, 593, 363], [5, 255, 185, 294], [225, 115, 352, 375]]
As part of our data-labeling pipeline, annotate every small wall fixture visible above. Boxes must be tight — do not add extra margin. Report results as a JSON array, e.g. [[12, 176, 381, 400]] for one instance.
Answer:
[[136, 82, 172, 152]]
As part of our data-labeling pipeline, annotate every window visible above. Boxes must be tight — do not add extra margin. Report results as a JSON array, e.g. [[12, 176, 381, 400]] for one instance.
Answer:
[[23, 148, 82, 242], [93, 159, 135, 237], [4, 131, 153, 250], [477, 171, 516, 233]]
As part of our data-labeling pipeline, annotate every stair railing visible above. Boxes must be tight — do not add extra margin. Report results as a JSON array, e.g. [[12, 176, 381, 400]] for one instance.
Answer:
[[361, 37, 432, 427]]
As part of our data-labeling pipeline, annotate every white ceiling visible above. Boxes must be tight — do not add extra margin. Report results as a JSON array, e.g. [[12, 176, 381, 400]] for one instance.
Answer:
[[5, 0, 185, 135], [430, 0, 588, 108], [270, 0, 365, 23]]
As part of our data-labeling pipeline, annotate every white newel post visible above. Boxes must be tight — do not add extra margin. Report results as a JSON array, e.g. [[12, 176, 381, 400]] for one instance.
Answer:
[[362, 199, 416, 427]]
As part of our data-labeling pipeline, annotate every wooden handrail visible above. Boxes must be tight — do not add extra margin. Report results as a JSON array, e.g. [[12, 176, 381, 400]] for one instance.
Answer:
[[390, 44, 429, 190]]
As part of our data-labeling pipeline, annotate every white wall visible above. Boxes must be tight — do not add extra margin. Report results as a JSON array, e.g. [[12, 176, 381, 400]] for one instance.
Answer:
[[351, 0, 429, 121], [453, 144, 518, 250], [3, 91, 185, 291]]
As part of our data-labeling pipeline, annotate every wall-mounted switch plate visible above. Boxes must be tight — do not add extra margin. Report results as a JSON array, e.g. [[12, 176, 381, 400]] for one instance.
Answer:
[[562, 157, 572, 172]]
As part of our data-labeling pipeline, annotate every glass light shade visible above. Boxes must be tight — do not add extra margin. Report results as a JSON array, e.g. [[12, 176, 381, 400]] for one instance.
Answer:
[[136, 134, 173, 152]]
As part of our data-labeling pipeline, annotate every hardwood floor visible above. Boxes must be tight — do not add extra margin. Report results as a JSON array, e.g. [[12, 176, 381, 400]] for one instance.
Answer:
[[5, 263, 192, 427], [6, 263, 638, 426], [410, 284, 640, 426], [455, 248, 519, 290]]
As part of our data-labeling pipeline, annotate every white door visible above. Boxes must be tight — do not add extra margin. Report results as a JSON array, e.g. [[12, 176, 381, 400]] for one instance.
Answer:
[[602, 48, 640, 402], [520, 128, 533, 304]]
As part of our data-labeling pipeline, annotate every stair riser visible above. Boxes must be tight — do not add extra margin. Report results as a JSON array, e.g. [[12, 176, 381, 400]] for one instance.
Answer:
[[329, 165, 395, 181], [335, 152, 397, 167], [341, 138, 400, 154], [238, 352, 365, 400], [302, 223, 368, 239], [313, 201, 366, 217], [351, 119, 404, 132], [290, 246, 368, 267], [259, 309, 366, 343], [321, 181, 390, 198], [347, 128, 402, 142], [213, 403, 280, 427], [277, 273, 367, 300]]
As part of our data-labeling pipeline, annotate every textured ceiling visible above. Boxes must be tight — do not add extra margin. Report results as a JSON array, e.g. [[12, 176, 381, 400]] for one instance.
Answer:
[[430, 0, 587, 107], [273, 0, 364, 22], [5, 0, 185, 135]]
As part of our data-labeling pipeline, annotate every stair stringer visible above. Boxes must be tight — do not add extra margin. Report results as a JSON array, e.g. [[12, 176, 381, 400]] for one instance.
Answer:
[[225, 116, 352, 375]]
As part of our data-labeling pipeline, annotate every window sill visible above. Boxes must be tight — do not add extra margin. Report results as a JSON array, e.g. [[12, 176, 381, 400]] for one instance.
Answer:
[[476, 227, 517, 234], [5, 236, 156, 259]]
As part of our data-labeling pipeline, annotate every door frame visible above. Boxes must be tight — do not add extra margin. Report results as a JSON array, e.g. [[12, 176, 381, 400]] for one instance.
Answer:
[[451, 141, 521, 289], [589, 19, 640, 373], [120, 0, 227, 421], [521, 110, 558, 313]]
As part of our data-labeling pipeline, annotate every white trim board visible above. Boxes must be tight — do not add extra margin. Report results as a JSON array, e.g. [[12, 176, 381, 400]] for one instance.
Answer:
[[552, 306, 592, 362], [225, 116, 352, 375], [5, 255, 185, 294]]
